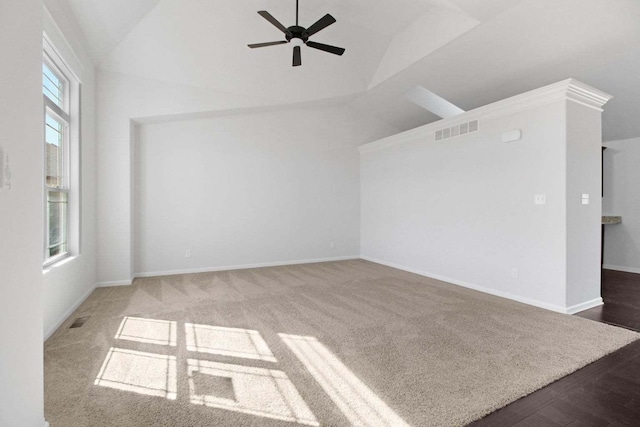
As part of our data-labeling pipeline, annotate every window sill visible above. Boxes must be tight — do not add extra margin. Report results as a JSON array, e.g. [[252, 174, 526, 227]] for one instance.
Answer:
[[43, 254, 77, 274]]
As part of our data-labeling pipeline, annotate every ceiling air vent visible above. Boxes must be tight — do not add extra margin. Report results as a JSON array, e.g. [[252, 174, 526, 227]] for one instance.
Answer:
[[435, 120, 479, 142]]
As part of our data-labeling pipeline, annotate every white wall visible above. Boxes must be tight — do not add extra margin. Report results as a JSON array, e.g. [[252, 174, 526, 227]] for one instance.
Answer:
[[0, 0, 46, 425], [41, 1, 98, 340], [565, 102, 603, 307], [96, 71, 269, 285], [96, 69, 398, 284], [134, 105, 397, 276], [360, 80, 608, 314], [603, 137, 640, 273]]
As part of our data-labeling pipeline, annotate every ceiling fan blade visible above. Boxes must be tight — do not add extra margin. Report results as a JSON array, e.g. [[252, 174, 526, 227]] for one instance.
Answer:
[[305, 14, 336, 36], [293, 46, 302, 67], [306, 41, 345, 56], [258, 11, 292, 35], [248, 41, 288, 48]]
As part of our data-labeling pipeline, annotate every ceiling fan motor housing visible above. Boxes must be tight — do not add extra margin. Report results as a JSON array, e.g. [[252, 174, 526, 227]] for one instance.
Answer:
[[285, 26, 310, 43]]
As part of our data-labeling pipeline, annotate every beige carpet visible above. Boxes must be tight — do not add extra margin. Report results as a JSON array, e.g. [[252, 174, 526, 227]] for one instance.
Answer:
[[45, 260, 638, 427]]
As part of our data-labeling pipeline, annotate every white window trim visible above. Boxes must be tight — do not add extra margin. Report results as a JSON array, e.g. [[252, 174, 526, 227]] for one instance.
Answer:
[[43, 38, 81, 269]]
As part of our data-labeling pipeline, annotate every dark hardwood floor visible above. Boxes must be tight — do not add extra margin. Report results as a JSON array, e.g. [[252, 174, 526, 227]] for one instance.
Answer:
[[577, 270, 640, 331], [470, 269, 640, 427]]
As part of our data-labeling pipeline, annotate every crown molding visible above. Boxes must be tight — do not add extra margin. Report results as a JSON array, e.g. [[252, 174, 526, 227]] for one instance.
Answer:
[[359, 79, 613, 154], [565, 79, 613, 112]]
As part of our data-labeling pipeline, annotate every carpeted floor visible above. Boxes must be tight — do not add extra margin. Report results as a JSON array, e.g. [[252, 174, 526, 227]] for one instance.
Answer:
[[45, 260, 639, 427]]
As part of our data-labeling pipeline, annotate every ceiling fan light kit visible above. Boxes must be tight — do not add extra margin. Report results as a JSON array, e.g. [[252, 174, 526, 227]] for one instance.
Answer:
[[248, 0, 345, 67]]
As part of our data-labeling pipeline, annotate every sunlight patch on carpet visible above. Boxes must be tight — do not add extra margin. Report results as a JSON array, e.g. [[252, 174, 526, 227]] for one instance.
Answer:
[[280, 333, 410, 427], [94, 347, 177, 400], [115, 316, 177, 346], [185, 323, 277, 362], [187, 359, 318, 426]]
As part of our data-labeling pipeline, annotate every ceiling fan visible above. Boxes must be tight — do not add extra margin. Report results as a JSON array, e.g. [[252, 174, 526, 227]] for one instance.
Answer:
[[248, 0, 345, 67]]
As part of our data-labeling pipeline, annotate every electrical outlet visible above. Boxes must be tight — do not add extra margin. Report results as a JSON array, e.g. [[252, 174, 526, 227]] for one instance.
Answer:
[[330, 241, 335, 249], [582, 194, 590, 205], [534, 194, 546, 205], [185, 250, 191, 258], [511, 268, 519, 279]]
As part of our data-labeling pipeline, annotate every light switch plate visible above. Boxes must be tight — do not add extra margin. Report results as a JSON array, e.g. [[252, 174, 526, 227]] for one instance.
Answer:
[[582, 194, 590, 205]]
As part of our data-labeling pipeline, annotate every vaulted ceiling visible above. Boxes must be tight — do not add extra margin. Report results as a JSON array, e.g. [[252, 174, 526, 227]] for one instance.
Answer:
[[64, 0, 640, 141]]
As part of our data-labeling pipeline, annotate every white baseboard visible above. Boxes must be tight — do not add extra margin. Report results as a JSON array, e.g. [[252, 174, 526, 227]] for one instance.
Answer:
[[361, 256, 584, 315], [134, 256, 360, 279], [95, 279, 133, 288], [44, 282, 97, 341], [603, 264, 640, 275], [566, 298, 604, 315]]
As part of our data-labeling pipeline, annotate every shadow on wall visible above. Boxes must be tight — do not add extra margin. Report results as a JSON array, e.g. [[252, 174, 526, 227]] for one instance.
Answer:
[[95, 316, 409, 426]]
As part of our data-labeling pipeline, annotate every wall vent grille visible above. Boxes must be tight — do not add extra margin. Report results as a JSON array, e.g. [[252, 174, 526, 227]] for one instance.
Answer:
[[435, 120, 479, 141]]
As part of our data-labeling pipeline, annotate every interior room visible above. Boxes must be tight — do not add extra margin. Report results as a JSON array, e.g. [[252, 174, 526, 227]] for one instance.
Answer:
[[2, 0, 640, 426]]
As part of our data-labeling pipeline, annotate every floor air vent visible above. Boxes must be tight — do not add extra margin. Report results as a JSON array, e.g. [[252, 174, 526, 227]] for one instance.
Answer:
[[69, 316, 90, 328]]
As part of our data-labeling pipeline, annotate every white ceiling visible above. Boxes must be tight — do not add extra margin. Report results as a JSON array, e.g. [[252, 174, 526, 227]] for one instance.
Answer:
[[65, 0, 162, 60], [352, 0, 640, 141], [64, 0, 640, 141]]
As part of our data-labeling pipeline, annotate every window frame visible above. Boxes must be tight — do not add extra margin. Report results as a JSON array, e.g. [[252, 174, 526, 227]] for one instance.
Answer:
[[43, 59, 69, 113], [42, 41, 79, 269]]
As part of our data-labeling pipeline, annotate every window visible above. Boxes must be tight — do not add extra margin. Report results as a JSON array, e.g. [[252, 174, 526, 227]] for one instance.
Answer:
[[43, 40, 79, 267]]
